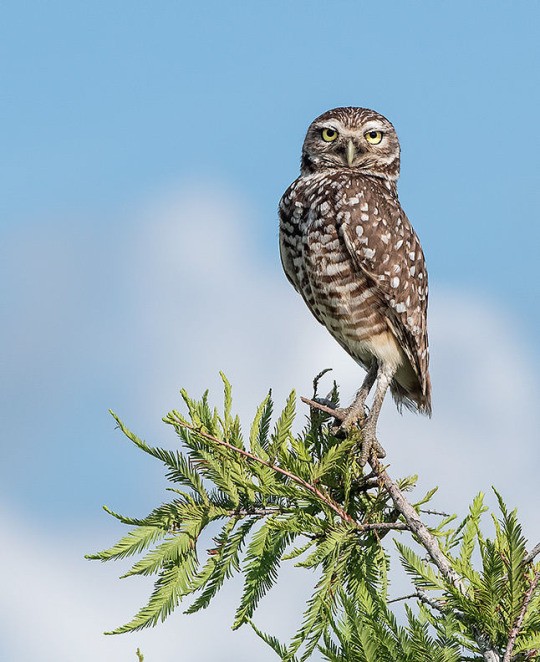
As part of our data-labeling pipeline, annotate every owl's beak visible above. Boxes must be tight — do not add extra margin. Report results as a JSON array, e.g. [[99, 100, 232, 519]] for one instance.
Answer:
[[346, 139, 356, 167]]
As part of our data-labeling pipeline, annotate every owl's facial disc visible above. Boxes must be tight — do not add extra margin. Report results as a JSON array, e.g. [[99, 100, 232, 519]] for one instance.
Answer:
[[312, 121, 390, 169], [301, 108, 401, 180]]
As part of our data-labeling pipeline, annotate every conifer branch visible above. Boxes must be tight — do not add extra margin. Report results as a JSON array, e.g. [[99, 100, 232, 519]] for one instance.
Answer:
[[167, 413, 357, 525], [167, 413, 406, 535], [372, 455, 507, 662], [503, 570, 540, 662], [89, 377, 539, 661]]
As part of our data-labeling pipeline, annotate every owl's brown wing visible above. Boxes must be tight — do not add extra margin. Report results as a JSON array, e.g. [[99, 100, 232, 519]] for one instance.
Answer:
[[337, 177, 431, 408], [279, 178, 327, 326]]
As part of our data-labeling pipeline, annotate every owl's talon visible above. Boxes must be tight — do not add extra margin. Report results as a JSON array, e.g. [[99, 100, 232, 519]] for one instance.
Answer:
[[339, 405, 368, 430], [328, 407, 365, 440], [358, 428, 385, 466]]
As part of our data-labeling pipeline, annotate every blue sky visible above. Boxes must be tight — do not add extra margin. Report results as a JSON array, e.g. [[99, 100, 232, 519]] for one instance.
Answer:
[[3, 2, 540, 319], [1, 2, 539, 660]]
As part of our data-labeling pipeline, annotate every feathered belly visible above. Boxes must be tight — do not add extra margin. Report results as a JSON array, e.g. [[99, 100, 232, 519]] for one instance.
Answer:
[[305, 253, 416, 388]]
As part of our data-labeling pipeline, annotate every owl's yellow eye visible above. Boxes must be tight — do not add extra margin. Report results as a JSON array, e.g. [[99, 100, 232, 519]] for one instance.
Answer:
[[365, 130, 384, 145], [321, 127, 338, 142]]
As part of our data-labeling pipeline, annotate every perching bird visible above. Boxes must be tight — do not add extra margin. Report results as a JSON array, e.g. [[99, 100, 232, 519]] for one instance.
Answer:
[[279, 107, 431, 463]]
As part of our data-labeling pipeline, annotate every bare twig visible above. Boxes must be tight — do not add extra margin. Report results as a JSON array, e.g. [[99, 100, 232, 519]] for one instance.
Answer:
[[420, 509, 451, 517], [503, 570, 540, 662], [387, 592, 418, 604], [301, 396, 344, 420], [524, 542, 540, 566], [388, 589, 444, 612], [416, 587, 445, 612], [351, 476, 380, 492], [312, 368, 333, 395], [232, 507, 287, 517]]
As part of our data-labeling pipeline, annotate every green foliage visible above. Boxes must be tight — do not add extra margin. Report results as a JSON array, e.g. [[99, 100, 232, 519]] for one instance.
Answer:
[[88, 375, 540, 661]]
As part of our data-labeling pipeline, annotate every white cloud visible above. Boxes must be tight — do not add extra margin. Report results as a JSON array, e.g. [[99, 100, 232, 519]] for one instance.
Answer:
[[0, 506, 307, 662], [2, 181, 539, 660]]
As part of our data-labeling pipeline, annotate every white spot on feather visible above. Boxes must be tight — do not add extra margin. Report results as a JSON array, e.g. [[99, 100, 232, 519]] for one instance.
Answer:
[[326, 262, 348, 276]]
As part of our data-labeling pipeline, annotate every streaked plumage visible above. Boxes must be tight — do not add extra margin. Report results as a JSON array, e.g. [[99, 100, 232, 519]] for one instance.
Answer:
[[279, 107, 431, 428]]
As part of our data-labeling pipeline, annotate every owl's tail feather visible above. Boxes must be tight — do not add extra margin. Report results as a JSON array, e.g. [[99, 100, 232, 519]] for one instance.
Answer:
[[390, 373, 432, 417]]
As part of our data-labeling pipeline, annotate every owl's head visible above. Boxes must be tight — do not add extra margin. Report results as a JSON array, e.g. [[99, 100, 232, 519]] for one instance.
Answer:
[[301, 107, 400, 180]]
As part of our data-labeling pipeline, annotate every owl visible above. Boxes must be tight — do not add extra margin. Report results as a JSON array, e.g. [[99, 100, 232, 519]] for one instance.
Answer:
[[279, 107, 431, 462]]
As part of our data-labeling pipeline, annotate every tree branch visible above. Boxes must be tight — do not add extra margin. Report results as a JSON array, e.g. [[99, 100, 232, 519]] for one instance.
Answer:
[[227, 507, 407, 532], [368, 453, 465, 591], [173, 396, 507, 661], [523, 542, 540, 566], [502, 570, 540, 662], [300, 396, 344, 419]]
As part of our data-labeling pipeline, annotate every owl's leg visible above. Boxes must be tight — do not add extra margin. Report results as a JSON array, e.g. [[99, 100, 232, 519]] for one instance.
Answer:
[[334, 361, 378, 428], [305, 362, 387, 462], [358, 362, 397, 466], [353, 361, 379, 417], [328, 362, 384, 461]]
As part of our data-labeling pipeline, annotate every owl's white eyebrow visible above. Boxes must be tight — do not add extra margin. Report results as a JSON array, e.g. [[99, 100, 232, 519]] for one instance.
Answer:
[[361, 121, 386, 132], [316, 122, 341, 131]]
